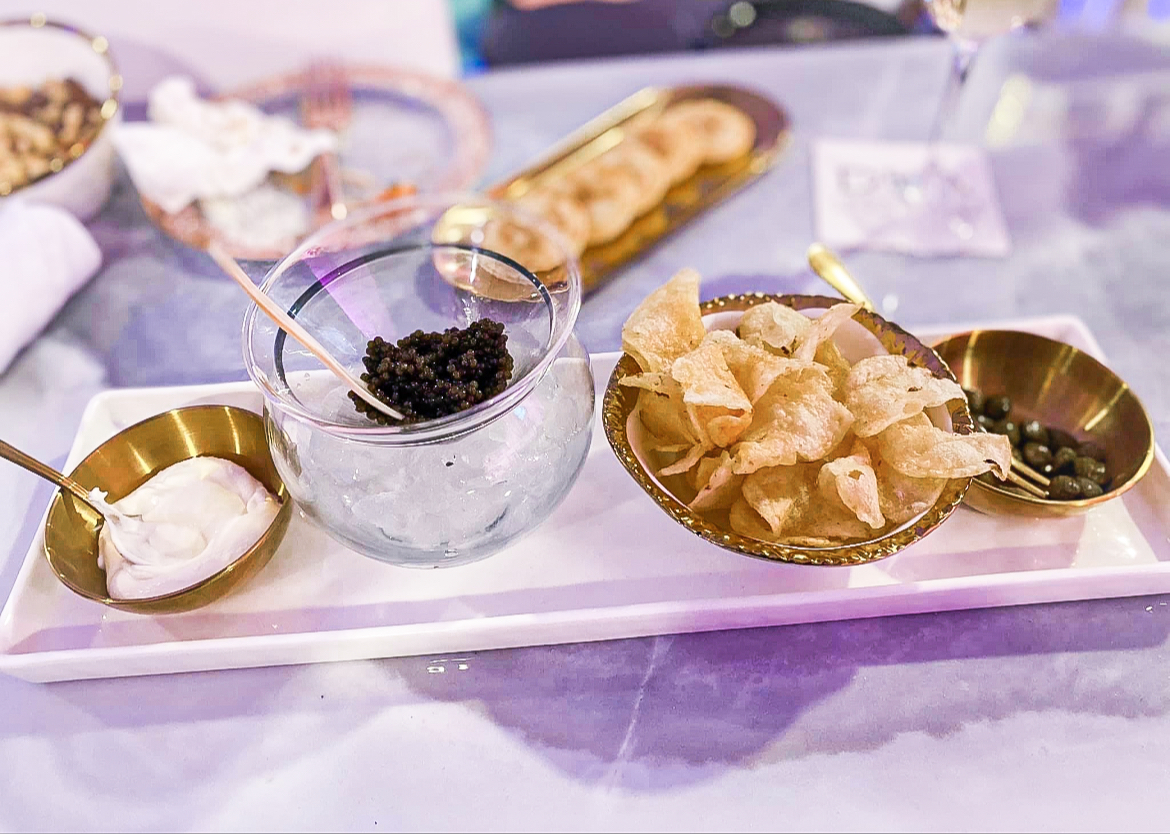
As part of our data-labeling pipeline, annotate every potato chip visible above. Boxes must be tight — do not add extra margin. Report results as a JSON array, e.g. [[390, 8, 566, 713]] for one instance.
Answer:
[[671, 338, 753, 449], [844, 354, 965, 437], [734, 461, 873, 544], [741, 465, 811, 536], [703, 330, 805, 403], [659, 443, 712, 477], [876, 413, 1012, 479], [870, 450, 946, 527], [690, 452, 742, 511], [650, 442, 692, 455], [822, 429, 858, 463], [814, 338, 852, 397], [845, 354, 907, 389], [730, 366, 853, 474], [635, 382, 695, 450], [816, 441, 885, 529], [729, 497, 776, 541], [670, 339, 752, 413], [783, 536, 844, 548], [688, 454, 721, 491], [619, 371, 671, 394], [788, 486, 874, 543], [690, 408, 747, 452], [621, 269, 706, 372], [793, 303, 861, 363], [736, 302, 811, 356]]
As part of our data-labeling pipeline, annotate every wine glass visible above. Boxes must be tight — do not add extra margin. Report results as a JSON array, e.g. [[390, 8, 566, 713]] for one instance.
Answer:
[[840, 0, 1058, 249]]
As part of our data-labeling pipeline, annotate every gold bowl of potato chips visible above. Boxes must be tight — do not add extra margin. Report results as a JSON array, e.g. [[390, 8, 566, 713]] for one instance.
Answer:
[[602, 270, 1013, 566]]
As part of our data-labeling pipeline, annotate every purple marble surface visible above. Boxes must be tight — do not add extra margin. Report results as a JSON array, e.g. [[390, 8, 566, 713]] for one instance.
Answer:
[[2, 31, 1170, 831]]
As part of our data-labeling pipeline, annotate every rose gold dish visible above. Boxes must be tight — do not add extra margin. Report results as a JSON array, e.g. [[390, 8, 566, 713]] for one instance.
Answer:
[[138, 64, 491, 260]]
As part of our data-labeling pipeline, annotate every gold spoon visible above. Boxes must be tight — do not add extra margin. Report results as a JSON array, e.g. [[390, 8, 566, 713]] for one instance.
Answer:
[[0, 439, 145, 520], [208, 242, 406, 423], [806, 244, 875, 312], [804, 243, 1048, 499]]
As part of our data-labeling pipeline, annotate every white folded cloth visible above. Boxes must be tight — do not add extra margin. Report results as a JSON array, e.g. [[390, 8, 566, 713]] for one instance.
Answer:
[[113, 76, 337, 214], [0, 199, 102, 374]]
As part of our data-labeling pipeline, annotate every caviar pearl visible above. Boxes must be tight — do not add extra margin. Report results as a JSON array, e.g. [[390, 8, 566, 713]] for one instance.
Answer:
[[349, 319, 514, 425]]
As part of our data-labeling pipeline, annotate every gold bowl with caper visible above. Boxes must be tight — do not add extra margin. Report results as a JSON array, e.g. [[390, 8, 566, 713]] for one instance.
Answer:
[[933, 329, 1155, 519]]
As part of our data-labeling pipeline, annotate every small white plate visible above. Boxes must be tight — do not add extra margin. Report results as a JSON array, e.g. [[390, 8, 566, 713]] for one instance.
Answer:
[[2, 314, 1168, 683]]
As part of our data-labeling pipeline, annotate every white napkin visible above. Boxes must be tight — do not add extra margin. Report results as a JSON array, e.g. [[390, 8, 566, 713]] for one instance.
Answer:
[[113, 76, 337, 214], [813, 139, 1011, 258], [0, 199, 102, 374]]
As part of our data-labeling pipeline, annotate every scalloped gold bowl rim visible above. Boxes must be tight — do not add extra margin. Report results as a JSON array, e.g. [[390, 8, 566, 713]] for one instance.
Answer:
[[601, 293, 974, 567]]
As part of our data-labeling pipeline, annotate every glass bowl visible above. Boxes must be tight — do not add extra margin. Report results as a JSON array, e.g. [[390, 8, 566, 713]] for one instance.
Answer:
[[243, 192, 595, 568]]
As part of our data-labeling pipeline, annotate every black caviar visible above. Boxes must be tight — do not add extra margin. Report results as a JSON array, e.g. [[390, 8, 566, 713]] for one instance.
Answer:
[[349, 319, 514, 425]]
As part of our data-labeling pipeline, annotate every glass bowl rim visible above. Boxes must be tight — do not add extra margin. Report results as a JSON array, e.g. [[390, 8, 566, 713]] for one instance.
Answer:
[[241, 192, 584, 443]]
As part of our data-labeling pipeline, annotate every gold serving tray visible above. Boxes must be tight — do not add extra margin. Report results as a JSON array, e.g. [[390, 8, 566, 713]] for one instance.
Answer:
[[485, 84, 792, 293]]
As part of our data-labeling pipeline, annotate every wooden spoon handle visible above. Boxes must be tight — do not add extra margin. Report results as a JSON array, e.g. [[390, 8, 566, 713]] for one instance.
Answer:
[[207, 243, 404, 422]]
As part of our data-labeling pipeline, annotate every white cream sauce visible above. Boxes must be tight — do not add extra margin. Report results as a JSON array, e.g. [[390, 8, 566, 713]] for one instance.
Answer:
[[93, 457, 279, 600]]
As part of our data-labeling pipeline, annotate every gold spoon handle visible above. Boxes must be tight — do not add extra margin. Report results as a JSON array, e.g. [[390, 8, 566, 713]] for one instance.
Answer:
[[0, 439, 95, 505], [806, 244, 876, 311]]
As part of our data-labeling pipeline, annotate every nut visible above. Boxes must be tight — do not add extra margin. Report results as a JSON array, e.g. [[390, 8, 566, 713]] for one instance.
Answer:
[[0, 85, 32, 107], [0, 77, 104, 191]]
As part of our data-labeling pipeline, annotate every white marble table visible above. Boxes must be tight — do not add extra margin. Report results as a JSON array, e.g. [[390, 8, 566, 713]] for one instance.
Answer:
[[3, 31, 1170, 832]]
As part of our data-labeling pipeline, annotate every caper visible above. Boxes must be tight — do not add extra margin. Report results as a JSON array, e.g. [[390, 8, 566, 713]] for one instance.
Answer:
[[983, 395, 1012, 421], [992, 419, 1020, 447], [1021, 420, 1049, 446], [1052, 446, 1078, 474], [1048, 475, 1082, 500], [1078, 441, 1107, 462], [1076, 477, 1104, 499], [1041, 463, 1056, 478], [1022, 442, 1053, 469], [963, 388, 986, 415], [1048, 427, 1078, 451], [1073, 456, 1108, 485], [976, 414, 996, 431]]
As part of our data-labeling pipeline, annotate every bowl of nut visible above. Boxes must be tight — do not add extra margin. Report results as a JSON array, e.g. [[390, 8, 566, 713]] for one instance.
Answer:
[[0, 15, 121, 219]]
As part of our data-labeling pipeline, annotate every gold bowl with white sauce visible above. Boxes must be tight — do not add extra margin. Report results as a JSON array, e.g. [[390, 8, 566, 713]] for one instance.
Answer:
[[43, 405, 292, 614]]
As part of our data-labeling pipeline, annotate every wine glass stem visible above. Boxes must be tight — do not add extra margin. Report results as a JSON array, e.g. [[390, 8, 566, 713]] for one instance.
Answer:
[[920, 37, 980, 180]]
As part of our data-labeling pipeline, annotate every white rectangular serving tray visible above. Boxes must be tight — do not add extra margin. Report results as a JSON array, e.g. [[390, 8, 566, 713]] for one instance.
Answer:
[[2, 315, 1168, 683]]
